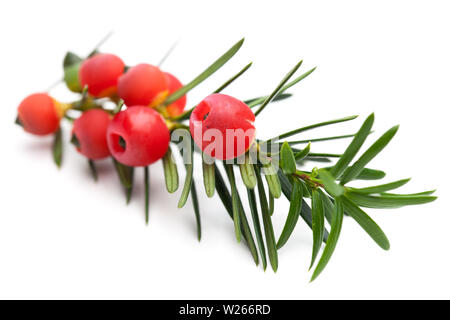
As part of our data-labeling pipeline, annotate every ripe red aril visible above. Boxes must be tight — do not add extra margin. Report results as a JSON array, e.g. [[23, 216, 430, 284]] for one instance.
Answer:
[[17, 93, 67, 136], [71, 109, 111, 160], [117, 64, 168, 107], [163, 72, 187, 117], [107, 106, 170, 167], [79, 53, 125, 98], [190, 93, 256, 160]]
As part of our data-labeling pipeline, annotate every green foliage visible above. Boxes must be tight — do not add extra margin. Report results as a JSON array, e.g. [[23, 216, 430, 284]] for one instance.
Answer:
[[54, 38, 436, 281], [277, 179, 303, 249], [162, 147, 179, 193], [280, 142, 296, 175], [254, 60, 303, 117], [202, 159, 215, 198], [165, 38, 245, 106], [52, 129, 63, 168]]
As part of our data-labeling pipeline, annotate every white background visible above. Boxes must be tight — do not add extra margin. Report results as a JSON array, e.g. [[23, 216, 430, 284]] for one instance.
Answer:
[[0, 0, 448, 299]]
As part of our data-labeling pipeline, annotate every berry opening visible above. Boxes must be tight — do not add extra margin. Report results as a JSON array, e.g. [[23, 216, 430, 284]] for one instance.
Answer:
[[110, 133, 127, 154], [70, 134, 81, 149], [15, 115, 23, 127], [118, 136, 127, 150]]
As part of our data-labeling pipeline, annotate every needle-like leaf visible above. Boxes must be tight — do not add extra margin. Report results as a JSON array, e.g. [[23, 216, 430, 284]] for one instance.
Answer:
[[88, 159, 98, 182], [301, 181, 312, 199], [202, 158, 215, 198], [214, 165, 233, 217], [303, 157, 332, 164], [267, 116, 358, 143], [52, 128, 63, 168], [349, 178, 411, 194], [262, 162, 282, 199], [280, 142, 296, 175], [309, 153, 341, 158], [239, 154, 257, 190], [278, 170, 329, 242], [346, 192, 437, 209], [112, 158, 133, 189], [247, 189, 267, 270], [162, 147, 179, 193], [277, 179, 303, 249], [269, 193, 275, 216], [178, 139, 194, 208], [15, 115, 23, 127], [157, 39, 180, 67], [174, 62, 253, 121], [352, 168, 386, 181], [311, 198, 344, 282], [342, 196, 390, 250], [246, 68, 315, 108], [254, 60, 303, 117], [381, 190, 436, 197], [318, 189, 334, 224], [279, 67, 317, 94], [214, 62, 253, 94], [245, 93, 293, 108], [318, 169, 345, 198], [63, 52, 83, 69], [164, 38, 245, 106], [340, 125, 399, 185], [286, 133, 359, 145], [310, 189, 325, 269], [237, 196, 259, 265], [294, 143, 311, 161], [255, 166, 278, 272], [330, 113, 374, 179], [126, 186, 133, 204], [225, 164, 242, 243], [112, 158, 134, 203], [215, 166, 258, 263], [191, 181, 202, 241]]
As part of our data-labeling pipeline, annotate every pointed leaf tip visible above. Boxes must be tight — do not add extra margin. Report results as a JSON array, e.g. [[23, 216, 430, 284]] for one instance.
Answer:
[[254, 60, 303, 117], [340, 124, 400, 185], [52, 129, 63, 168], [310, 190, 325, 269], [165, 38, 245, 106], [310, 198, 344, 282], [280, 142, 296, 175], [331, 113, 375, 179]]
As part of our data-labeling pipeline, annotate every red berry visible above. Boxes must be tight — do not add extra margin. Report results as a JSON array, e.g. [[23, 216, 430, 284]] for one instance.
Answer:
[[72, 109, 111, 160], [79, 53, 125, 98], [164, 72, 187, 117], [190, 93, 256, 160], [107, 106, 170, 167], [17, 93, 63, 136], [117, 64, 168, 107]]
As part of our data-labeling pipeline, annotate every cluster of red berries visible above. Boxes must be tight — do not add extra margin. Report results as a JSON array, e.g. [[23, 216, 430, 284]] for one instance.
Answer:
[[17, 53, 256, 168]]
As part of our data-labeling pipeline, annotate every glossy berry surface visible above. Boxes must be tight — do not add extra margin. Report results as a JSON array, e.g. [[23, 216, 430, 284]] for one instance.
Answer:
[[117, 64, 168, 107], [79, 53, 125, 98], [17, 93, 61, 136], [164, 72, 187, 117], [190, 93, 256, 160], [72, 109, 111, 160], [107, 106, 170, 167]]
